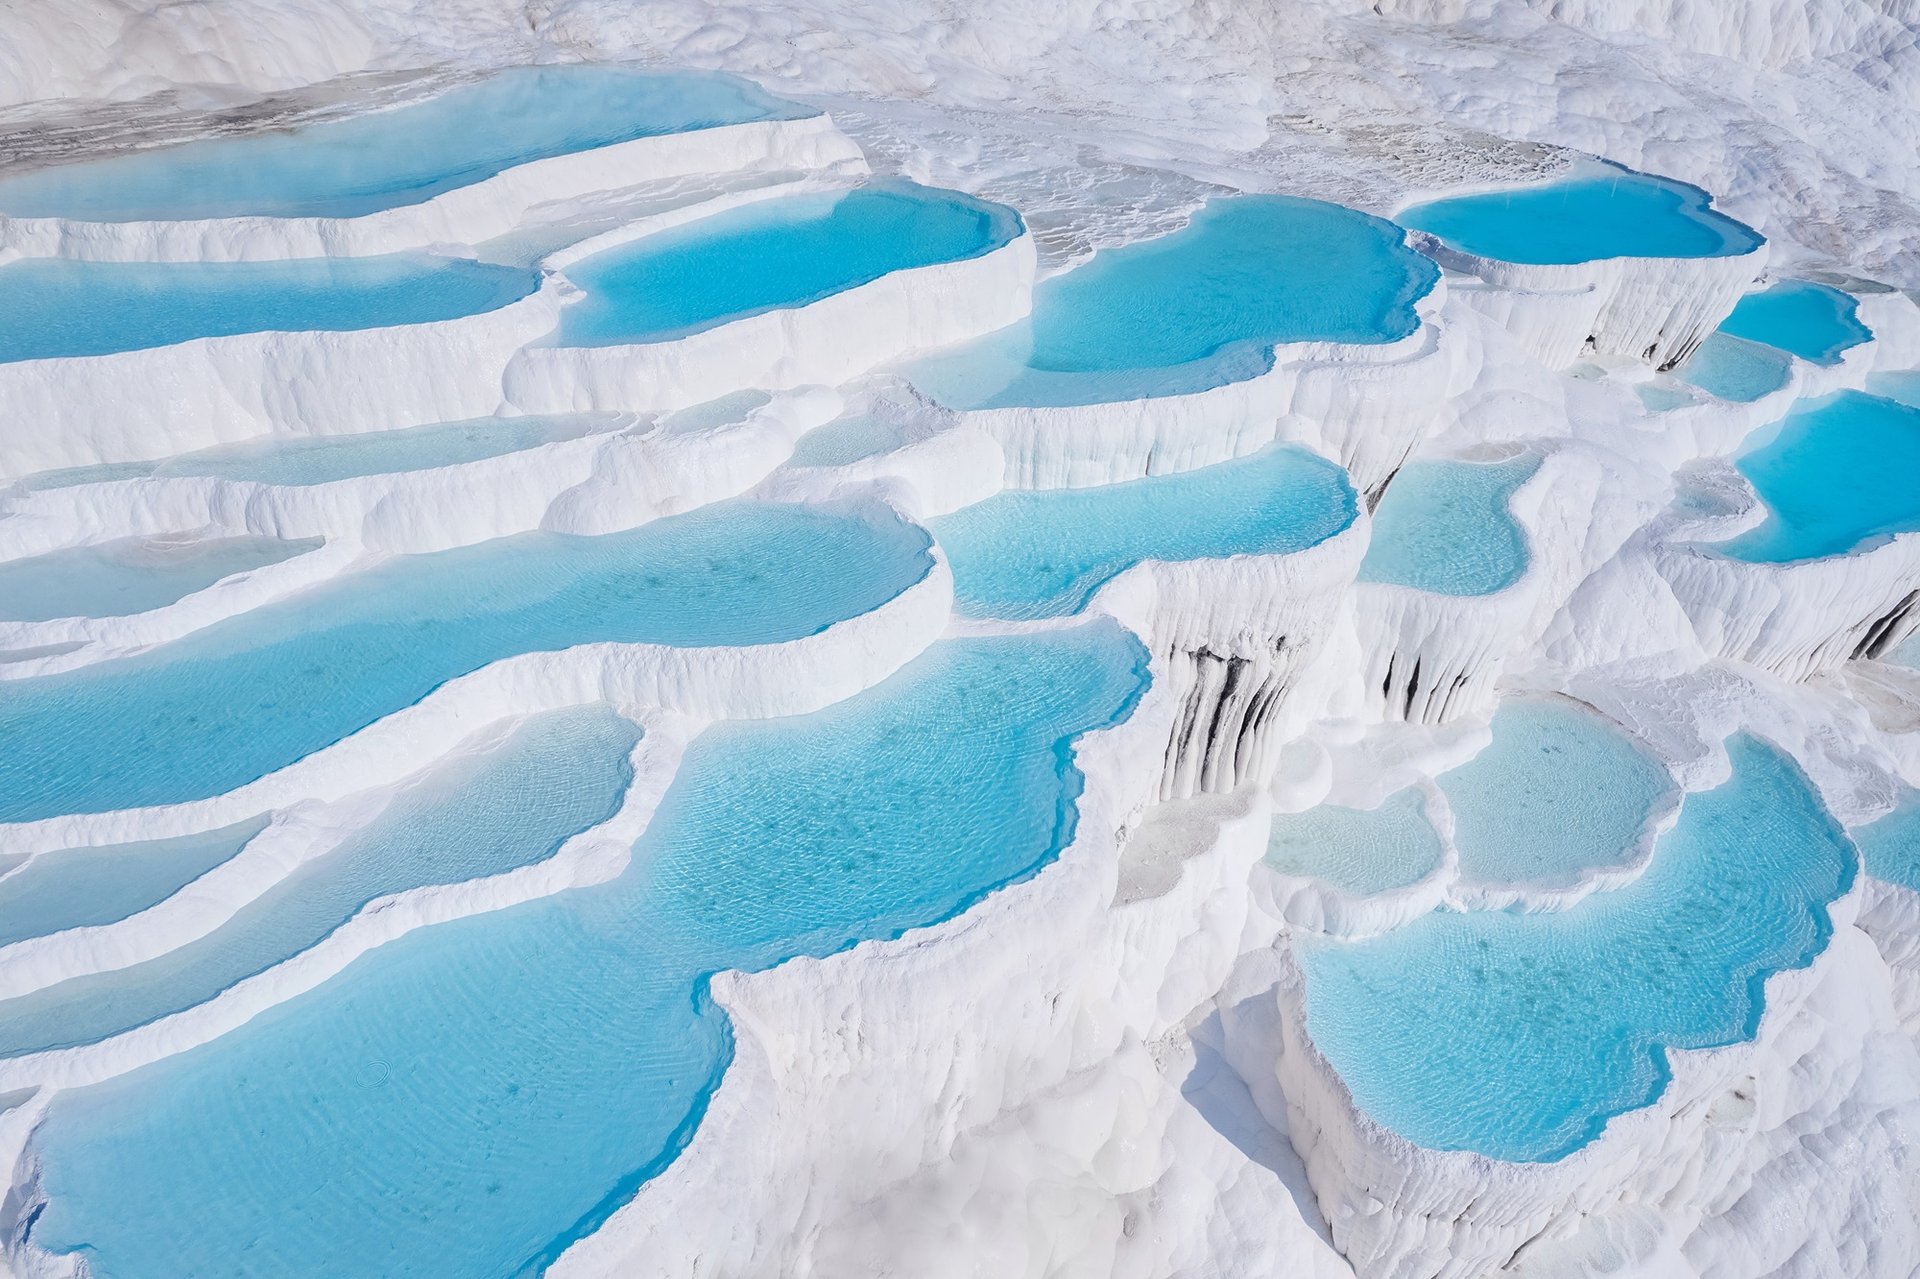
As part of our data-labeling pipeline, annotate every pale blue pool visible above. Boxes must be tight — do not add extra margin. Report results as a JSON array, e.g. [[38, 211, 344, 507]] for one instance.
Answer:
[[553, 182, 1019, 347], [0, 254, 538, 364], [907, 195, 1438, 408], [0, 66, 810, 223], [1636, 383, 1697, 412], [1867, 370, 1920, 411], [1359, 457, 1537, 596], [1712, 391, 1920, 563], [1889, 630, 1920, 669], [0, 818, 266, 949], [1857, 791, 1920, 893], [24, 625, 1149, 1279], [0, 535, 323, 622], [930, 445, 1356, 619], [20, 416, 616, 491], [1264, 789, 1443, 896], [0, 501, 932, 823], [1438, 699, 1671, 887], [0, 709, 637, 1057], [1398, 166, 1762, 265], [787, 414, 909, 469], [1676, 333, 1793, 403], [1301, 735, 1853, 1161], [1717, 281, 1870, 365]]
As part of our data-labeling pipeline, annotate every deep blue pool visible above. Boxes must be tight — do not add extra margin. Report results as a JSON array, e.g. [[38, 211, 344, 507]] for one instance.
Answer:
[[1717, 280, 1870, 365], [1713, 391, 1920, 563], [908, 194, 1438, 407], [931, 445, 1357, 619], [553, 182, 1020, 347], [25, 625, 1149, 1279], [1301, 736, 1853, 1161], [0, 502, 932, 823], [1398, 166, 1762, 266], [0, 253, 538, 364], [1359, 457, 1537, 596]]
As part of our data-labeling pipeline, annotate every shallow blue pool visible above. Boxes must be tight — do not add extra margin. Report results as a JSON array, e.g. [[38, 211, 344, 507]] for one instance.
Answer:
[[1857, 792, 1920, 893], [0, 254, 538, 364], [1717, 281, 1870, 365], [908, 194, 1437, 408], [786, 414, 909, 469], [1889, 630, 1920, 670], [1868, 370, 1920, 411], [931, 445, 1356, 619], [553, 182, 1019, 347], [0, 535, 323, 622], [1711, 391, 1920, 563], [1359, 457, 1537, 596], [1264, 789, 1443, 897], [1398, 166, 1762, 265], [1676, 333, 1793, 403], [1301, 735, 1852, 1162], [0, 501, 932, 823], [1438, 699, 1670, 887], [25, 625, 1148, 1279], [0, 819, 266, 950], [0, 66, 810, 223], [22, 416, 616, 491], [1635, 383, 1697, 413], [0, 708, 638, 1057]]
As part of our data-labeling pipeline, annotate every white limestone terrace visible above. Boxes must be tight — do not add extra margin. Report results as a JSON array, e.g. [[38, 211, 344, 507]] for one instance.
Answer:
[[0, 392, 841, 675], [1353, 444, 1613, 726], [1648, 294, 1920, 681], [503, 178, 1035, 417], [1, 8, 1920, 1279], [1232, 658, 1920, 1279], [903, 194, 1469, 504], [1396, 160, 1769, 372], [0, 63, 866, 261], [0, 249, 564, 476]]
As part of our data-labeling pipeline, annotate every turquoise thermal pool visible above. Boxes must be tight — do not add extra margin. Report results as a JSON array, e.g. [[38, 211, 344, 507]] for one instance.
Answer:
[[1437, 699, 1671, 888], [1717, 280, 1871, 365], [552, 182, 1019, 347], [907, 194, 1438, 407], [0, 818, 267, 949], [19, 415, 617, 491], [1711, 390, 1920, 563], [0, 708, 640, 1057], [1857, 792, 1920, 893], [0, 501, 932, 823], [0, 535, 323, 622], [0, 254, 538, 364], [1359, 456, 1537, 596], [1300, 735, 1854, 1162], [1398, 166, 1762, 265], [1676, 333, 1794, 403], [930, 444, 1356, 619], [0, 66, 810, 223], [1264, 789, 1444, 897], [24, 625, 1149, 1279]]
